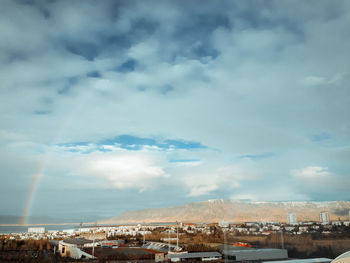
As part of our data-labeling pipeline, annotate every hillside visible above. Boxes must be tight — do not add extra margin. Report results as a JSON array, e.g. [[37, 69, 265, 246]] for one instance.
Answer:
[[100, 200, 350, 224]]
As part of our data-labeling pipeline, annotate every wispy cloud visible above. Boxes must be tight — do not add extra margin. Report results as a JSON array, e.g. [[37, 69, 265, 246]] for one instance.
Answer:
[[291, 166, 331, 179]]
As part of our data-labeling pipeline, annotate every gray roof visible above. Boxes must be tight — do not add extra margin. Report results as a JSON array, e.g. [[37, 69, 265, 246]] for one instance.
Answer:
[[63, 238, 93, 245], [263, 258, 332, 263], [142, 241, 178, 253], [224, 248, 288, 261], [225, 249, 286, 254], [168, 252, 222, 259]]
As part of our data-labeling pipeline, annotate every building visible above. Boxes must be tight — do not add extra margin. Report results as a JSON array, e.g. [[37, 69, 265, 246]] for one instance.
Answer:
[[80, 232, 106, 240], [287, 213, 298, 225], [155, 253, 168, 262], [331, 251, 350, 263], [143, 241, 181, 253], [264, 258, 332, 263], [28, 227, 45, 234], [101, 240, 125, 248], [320, 211, 330, 224], [224, 248, 288, 261], [58, 238, 95, 260], [168, 252, 222, 262]]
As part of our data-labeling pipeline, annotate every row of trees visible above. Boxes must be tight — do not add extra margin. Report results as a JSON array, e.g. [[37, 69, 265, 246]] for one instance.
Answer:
[[0, 238, 50, 251]]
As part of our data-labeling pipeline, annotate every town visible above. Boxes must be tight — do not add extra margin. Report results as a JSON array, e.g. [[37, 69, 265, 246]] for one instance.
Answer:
[[1, 211, 350, 262]]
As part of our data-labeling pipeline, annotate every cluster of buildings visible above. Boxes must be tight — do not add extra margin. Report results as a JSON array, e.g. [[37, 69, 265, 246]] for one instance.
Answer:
[[287, 210, 350, 226], [287, 211, 336, 225], [2, 211, 350, 261], [3, 211, 350, 242]]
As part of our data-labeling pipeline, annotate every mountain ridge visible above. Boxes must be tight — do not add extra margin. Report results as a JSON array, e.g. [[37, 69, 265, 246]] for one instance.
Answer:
[[100, 199, 350, 224]]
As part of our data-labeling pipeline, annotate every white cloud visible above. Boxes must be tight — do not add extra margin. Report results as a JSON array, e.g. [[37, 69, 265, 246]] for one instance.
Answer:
[[302, 76, 326, 86], [184, 164, 255, 197], [291, 166, 331, 179], [188, 184, 218, 197], [85, 154, 168, 191], [302, 73, 348, 86]]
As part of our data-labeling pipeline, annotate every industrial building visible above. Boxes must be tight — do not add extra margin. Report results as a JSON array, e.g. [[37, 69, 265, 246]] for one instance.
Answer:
[[28, 227, 45, 234], [263, 258, 332, 263], [168, 251, 222, 262], [223, 248, 288, 261]]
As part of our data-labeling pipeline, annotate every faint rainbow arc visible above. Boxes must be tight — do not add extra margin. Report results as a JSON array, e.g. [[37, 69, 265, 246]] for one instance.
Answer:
[[20, 161, 48, 225], [20, 89, 95, 225]]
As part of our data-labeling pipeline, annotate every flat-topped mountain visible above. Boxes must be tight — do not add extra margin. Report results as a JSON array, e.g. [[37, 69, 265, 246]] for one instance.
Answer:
[[100, 200, 350, 224]]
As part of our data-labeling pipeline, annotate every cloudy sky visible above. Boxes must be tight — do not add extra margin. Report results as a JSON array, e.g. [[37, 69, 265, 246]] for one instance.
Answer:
[[1, 0, 350, 221]]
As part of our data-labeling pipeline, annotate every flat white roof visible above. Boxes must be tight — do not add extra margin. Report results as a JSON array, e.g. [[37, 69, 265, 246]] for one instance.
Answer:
[[263, 258, 332, 263]]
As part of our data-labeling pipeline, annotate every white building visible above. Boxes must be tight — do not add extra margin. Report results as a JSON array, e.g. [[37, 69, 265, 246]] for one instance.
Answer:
[[224, 249, 288, 261], [320, 211, 330, 224], [28, 227, 45, 234], [58, 238, 95, 260], [287, 213, 298, 225], [264, 258, 332, 263], [168, 252, 222, 262]]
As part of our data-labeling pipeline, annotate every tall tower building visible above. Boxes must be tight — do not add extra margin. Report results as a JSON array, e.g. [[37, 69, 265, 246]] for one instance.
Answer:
[[287, 213, 298, 225], [320, 211, 330, 224]]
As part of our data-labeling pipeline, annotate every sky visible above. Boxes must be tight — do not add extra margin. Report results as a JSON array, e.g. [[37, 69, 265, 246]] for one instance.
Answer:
[[0, 0, 350, 221]]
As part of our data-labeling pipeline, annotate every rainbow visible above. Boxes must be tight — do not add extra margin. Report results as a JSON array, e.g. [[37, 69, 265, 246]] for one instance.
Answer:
[[20, 91, 96, 225], [20, 161, 47, 225]]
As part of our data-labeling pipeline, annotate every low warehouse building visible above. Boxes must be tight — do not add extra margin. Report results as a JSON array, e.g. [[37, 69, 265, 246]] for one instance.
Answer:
[[168, 252, 222, 262], [263, 258, 332, 263], [224, 248, 288, 261]]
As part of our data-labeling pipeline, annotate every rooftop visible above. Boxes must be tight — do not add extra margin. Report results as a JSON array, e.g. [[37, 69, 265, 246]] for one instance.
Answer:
[[168, 252, 222, 259]]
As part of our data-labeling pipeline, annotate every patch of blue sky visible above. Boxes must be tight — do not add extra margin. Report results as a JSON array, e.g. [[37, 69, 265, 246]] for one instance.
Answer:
[[57, 141, 91, 147], [164, 139, 206, 150], [101, 135, 157, 148], [103, 135, 206, 150], [58, 135, 206, 152], [239, 152, 275, 160]]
